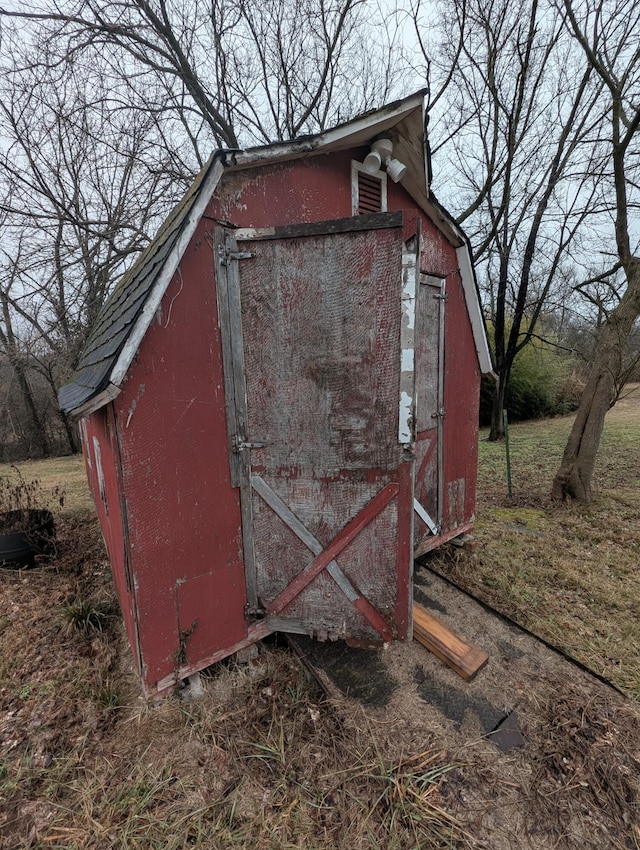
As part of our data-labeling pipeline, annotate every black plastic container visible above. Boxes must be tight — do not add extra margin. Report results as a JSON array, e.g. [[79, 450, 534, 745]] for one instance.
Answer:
[[0, 509, 56, 568]]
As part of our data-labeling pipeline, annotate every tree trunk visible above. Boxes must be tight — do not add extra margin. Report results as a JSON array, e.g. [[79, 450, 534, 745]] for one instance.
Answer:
[[489, 366, 510, 441], [12, 358, 50, 458], [60, 410, 81, 454], [551, 262, 640, 501], [550, 368, 614, 501]]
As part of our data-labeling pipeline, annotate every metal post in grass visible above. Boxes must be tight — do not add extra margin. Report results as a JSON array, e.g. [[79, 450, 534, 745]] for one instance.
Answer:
[[503, 409, 513, 499]]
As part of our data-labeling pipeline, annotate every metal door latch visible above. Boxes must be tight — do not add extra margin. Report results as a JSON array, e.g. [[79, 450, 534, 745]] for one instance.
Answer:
[[233, 435, 270, 452], [219, 246, 253, 266]]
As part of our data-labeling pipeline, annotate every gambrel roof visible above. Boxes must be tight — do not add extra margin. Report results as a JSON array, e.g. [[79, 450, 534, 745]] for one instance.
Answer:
[[59, 91, 492, 417]]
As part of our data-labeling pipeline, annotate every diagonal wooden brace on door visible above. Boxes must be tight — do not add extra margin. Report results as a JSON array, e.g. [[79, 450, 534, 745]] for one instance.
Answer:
[[251, 475, 396, 641], [414, 498, 438, 536]]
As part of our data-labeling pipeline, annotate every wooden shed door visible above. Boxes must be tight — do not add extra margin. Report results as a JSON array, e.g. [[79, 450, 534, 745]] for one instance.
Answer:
[[413, 273, 446, 553], [215, 213, 416, 642]]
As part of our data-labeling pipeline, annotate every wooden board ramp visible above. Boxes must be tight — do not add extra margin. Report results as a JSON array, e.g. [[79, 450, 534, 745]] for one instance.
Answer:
[[413, 602, 489, 682]]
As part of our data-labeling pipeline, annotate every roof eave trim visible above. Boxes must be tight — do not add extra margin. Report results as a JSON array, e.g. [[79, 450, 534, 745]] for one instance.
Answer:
[[455, 244, 494, 375], [230, 92, 427, 168], [70, 383, 121, 420]]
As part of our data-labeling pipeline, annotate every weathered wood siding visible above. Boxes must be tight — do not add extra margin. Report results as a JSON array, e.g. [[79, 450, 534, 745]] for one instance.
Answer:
[[79, 408, 140, 673], [442, 265, 481, 530]]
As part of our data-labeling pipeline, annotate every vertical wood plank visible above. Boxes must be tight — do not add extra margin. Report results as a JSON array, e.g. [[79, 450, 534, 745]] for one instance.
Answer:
[[214, 227, 259, 610]]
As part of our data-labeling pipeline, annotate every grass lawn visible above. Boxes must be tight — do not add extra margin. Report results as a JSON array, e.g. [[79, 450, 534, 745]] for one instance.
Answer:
[[429, 384, 640, 700]]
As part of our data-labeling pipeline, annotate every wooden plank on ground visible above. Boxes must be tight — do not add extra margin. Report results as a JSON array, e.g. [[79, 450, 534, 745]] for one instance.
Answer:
[[413, 602, 489, 682]]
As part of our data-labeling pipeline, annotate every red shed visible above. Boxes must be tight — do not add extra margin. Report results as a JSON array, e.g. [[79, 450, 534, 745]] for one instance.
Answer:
[[60, 92, 493, 697]]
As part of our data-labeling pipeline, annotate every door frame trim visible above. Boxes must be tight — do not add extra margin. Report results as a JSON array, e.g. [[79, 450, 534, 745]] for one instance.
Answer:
[[213, 227, 259, 610], [234, 210, 403, 243]]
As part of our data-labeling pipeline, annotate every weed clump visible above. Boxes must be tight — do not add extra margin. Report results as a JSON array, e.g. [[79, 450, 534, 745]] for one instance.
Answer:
[[0, 465, 64, 529], [62, 599, 116, 635]]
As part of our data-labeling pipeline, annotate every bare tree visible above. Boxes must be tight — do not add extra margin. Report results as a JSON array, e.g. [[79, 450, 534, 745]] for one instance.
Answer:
[[411, 0, 606, 439], [0, 0, 407, 151], [0, 1, 414, 456], [0, 33, 177, 454], [551, 0, 640, 501], [0, 229, 51, 457]]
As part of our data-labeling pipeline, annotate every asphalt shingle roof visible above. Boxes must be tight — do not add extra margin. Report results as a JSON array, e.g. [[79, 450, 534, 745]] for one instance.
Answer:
[[58, 154, 220, 414]]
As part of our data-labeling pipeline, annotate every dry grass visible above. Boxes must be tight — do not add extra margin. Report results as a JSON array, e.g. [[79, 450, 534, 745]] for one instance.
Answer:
[[0, 503, 463, 849], [1, 389, 639, 848], [525, 678, 640, 846], [0, 456, 92, 520]]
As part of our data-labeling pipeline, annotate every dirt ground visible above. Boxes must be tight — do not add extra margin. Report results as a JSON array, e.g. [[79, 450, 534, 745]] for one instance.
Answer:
[[292, 565, 640, 848]]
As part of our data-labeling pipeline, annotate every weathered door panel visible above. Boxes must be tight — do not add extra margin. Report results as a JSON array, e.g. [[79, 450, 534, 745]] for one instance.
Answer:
[[221, 215, 415, 642], [414, 273, 445, 549]]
